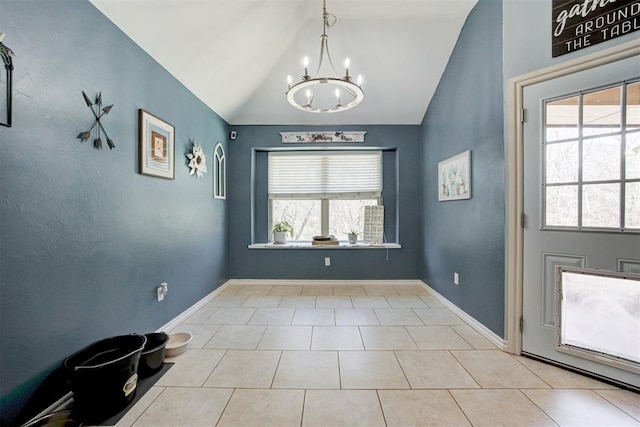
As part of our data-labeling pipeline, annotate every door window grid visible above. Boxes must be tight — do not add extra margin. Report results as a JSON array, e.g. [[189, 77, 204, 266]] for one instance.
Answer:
[[543, 79, 640, 232]]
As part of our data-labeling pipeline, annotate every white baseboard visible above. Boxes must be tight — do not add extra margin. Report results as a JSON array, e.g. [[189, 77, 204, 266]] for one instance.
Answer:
[[157, 281, 231, 332], [225, 278, 426, 287], [418, 281, 508, 351]]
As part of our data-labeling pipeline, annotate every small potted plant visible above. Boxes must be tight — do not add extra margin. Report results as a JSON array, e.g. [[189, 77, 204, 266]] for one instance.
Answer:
[[273, 221, 294, 244], [347, 229, 359, 244]]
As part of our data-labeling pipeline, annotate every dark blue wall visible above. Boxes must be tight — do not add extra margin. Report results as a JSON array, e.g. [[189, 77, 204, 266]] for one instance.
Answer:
[[0, 1, 229, 423], [420, 0, 505, 337], [228, 125, 422, 279]]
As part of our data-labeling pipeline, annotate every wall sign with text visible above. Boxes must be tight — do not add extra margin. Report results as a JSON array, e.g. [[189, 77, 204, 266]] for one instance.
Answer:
[[552, 0, 639, 57]]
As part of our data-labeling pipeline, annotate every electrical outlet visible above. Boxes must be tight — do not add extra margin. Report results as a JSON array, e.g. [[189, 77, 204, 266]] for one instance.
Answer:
[[324, 257, 331, 267], [454, 272, 459, 285], [157, 286, 164, 302], [161, 282, 168, 295]]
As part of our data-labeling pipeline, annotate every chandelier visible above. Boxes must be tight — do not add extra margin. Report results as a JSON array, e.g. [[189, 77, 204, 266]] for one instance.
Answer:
[[286, 0, 364, 113]]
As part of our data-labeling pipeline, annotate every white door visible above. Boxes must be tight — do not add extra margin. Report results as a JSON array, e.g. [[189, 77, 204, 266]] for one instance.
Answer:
[[522, 54, 640, 387]]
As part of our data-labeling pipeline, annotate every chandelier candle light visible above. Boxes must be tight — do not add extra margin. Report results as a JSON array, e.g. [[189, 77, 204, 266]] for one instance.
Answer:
[[286, 0, 364, 113]]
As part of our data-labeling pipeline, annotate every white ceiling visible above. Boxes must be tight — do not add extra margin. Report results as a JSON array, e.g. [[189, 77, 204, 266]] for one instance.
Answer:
[[90, 0, 478, 125]]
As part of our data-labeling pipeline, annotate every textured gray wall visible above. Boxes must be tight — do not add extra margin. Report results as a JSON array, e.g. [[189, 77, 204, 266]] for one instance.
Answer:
[[0, 1, 229, 423], [420, 0, 505, 337], [228, 125, 422, 279]]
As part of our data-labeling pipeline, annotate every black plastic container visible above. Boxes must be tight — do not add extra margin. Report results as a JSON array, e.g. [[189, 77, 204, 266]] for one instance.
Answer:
[[63, 334, 146, 419], [138, 332, 168, 378]]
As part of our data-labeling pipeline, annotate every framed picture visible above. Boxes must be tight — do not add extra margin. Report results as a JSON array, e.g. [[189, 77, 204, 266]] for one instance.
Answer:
[[138, 109, 175, 179], [438, 150, 471, 201]]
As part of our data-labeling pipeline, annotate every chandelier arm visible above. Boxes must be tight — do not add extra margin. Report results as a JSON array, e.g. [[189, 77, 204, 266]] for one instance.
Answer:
[[323, 38, 340, 78], [314, 37, 325, 77]]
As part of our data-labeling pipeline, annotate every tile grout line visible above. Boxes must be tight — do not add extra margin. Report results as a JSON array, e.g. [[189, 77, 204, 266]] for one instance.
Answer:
[[392, 350, 414, 389], [447, 350, 482, 389], [511, 355, 554, 389], [403, 325, 421, 349], [410, 308, 427, 325], [269, 350, 284, 389], [254, 324, 270, 350], [199, 349, 229, 387], [337, 350, 343, 389], [372, 307, 383, 326], [518, 388, 562, 426], [375, 389, 389, 426], [593, 390, 640, 423], [299, 389, 307, 427], [447, 389, 475, 427], [214, 387, 237, 427], [124, 386, 167, 427], [357, 325, 366, 351]]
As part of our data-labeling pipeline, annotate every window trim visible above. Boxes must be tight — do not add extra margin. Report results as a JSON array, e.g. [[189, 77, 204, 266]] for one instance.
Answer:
[[251, 146, 399, 245]]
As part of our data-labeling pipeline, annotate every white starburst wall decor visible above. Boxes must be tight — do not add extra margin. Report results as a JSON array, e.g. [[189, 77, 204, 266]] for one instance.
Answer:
[[186, 142, 207, 178]]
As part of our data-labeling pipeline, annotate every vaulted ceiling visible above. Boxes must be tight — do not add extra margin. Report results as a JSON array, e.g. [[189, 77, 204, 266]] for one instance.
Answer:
[[90, 0, 478, 125]]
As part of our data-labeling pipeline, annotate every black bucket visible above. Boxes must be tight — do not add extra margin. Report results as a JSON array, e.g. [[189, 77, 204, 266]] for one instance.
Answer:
[[138, 332, 168, 378], [63, 334, 146, 419]]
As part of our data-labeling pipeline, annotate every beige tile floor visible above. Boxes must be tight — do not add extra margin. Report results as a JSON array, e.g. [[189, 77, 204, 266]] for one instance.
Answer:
[[113, 284, 639, 426]]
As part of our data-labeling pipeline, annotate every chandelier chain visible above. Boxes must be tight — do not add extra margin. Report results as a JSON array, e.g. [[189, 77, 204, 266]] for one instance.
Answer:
[[323, 0, 337, 31]]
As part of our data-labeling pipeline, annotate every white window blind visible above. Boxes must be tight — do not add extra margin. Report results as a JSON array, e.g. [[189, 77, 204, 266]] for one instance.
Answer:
[[269, 151, 382, 199]]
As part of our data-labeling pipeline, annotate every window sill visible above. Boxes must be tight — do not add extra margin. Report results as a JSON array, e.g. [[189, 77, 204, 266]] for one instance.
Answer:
[[248, 242, 401, 249]]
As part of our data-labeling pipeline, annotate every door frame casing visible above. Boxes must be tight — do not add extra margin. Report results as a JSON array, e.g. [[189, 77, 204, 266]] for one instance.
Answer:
[[505, 39, 640, 355]]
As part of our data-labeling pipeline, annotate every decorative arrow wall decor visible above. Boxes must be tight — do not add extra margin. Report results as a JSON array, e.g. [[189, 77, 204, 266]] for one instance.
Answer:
[[77, 91, 115, 150]]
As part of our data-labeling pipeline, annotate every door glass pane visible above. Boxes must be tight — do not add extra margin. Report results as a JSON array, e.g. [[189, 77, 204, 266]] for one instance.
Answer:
[[583, 87, 621, 137], [625, 182, 640, 229], [546, 185, 578, 226], [582, 136, 621, 182], [626, 132, 640, 179], [542, 82, 639, 232], [546, 96, 579, 141], [627, 81, 640, 131], [546, 141, 578, 183], [582, 183, 620, 228], [271, 199, 320, 241], [328, 199, 378, 239], [560, 271, 640, 364]]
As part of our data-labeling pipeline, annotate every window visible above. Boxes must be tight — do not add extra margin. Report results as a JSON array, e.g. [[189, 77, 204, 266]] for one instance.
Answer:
[[543, 79, 640, 231], [268, 151, 382, 241], [213, 143, 226, 199]]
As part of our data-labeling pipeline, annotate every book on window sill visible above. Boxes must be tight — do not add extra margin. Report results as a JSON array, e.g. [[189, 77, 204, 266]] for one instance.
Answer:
[[311, 236, 340, 246]]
